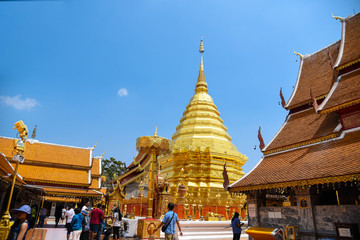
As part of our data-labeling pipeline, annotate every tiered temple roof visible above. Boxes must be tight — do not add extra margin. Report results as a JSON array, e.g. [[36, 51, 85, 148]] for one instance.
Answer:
[[0, 137, 102, 199], [285, 41, 340, 110], [229, 12, 360, 193], [333, 13, 360, 70]]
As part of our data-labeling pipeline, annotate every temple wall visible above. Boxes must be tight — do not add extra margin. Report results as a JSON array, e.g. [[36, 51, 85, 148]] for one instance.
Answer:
[[314, 205, 360, 234], [258, 205, 360, 239], [259, 206, 299, 227]]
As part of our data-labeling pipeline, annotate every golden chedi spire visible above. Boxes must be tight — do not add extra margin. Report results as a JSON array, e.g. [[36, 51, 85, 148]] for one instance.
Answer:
[[172, 37, 245, 159], [196, 36, 208, 93]]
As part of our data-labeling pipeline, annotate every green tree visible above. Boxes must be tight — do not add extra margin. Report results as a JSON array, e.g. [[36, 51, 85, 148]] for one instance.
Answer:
[[101, 157, 127, 186]]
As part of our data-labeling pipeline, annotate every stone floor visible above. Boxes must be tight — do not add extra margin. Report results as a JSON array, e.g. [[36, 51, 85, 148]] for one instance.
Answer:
[[37, 218, 248, 240]]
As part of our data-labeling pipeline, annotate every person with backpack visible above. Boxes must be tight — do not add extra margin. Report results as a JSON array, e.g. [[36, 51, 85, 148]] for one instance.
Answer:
[[71, 208, 83, 240], [231, 212, 244, 240], [154, 203, 182, 240], [111, 207, 122, 240], [80, 209, 90, 240]]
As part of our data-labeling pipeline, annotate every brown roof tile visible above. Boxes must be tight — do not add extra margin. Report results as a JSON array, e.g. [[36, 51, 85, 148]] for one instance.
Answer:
[[335, 13, 360, 69], [265, 109, 339, 152], [91, 158, 100, 175], [16, 164, 89, 185], [286, 42, 340, 109], [42, 187, 101, 197], [230, 130, 360, 189], [0, 137, 91, 167], [320, 68, 360, 112], [120, 154, 150, 186]]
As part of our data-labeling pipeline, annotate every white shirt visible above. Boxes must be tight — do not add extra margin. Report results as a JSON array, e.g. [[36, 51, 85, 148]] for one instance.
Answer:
[[81, 205, 89, 213], [113, 212, 121, 227], [65, 208, 75, 223]]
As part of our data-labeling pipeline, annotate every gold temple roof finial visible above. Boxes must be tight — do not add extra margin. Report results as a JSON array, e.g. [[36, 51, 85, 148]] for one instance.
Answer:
[[196, 36, 208, 93], [331, 13, 345, 23], [293, 49, 304, 60], [199, 34, 204, 53], [91, 142, 97, 150], [154, 125, 158, 137], [99, 151, 105, 160]]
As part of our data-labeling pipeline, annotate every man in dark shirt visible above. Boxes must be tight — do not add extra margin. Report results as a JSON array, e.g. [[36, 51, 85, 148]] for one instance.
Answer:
[[231, 212, 244, 240]]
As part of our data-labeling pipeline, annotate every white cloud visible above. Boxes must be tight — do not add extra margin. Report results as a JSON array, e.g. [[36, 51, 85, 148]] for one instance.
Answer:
[[117, 88, 128, 97], [0, 95, 39, 110]]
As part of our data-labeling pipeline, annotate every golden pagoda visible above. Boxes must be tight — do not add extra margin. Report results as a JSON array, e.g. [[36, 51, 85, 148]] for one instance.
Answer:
[[159, 39, 248, 209]]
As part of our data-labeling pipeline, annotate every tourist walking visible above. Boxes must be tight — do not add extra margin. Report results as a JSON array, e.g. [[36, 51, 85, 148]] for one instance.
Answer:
[[39, 207, 47, 227], [231, 212, 244, 240], [55, 205, 62, 227], [154, 203, 182, 240], [80, 209, 90, 240], [89, 204, 104, 240], [65, 204, 75, 240], [6, 205, 30, 240], [71, 208, 83, 240], [111, 207, 122, 240], [82, 202, 90, 213], [99, 205, 107, 236], [61, 207, 67, 223]]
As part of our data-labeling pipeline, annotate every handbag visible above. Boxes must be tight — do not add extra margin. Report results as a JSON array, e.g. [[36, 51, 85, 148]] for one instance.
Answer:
[[161, 212, 175, 233]]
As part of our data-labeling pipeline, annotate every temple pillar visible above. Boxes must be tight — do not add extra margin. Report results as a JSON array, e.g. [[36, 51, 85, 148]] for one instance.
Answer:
[[147, 148, 156, 219], [295, 187, 317, 240], [0, 186, 9, 213], [50, 202, 56, 216], [155, 192, 171, 219], [246, 191, 261, 227]]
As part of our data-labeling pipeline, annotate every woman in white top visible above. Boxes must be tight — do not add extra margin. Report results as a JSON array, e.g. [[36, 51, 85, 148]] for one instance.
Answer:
[[111, 208, 122, 240]]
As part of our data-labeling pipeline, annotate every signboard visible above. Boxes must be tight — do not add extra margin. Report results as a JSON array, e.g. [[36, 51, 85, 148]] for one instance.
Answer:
[[248, 204, 256, 217], [338, 228, 352, 237]]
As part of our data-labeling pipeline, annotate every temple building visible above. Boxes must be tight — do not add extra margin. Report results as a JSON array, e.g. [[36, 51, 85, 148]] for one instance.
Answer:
[[228, 12, 360, 240], [107, 39, 248, 219], [0, 137, 103, 216]]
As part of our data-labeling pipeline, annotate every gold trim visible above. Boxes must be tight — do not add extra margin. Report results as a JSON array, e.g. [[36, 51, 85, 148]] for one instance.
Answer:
[[117, 154, 148, 181], [263, 134, 337, 155], [45, 191, 101, 197], [336, 58, 360, 71], [8, 158, 90, 170], [320, 98, 360, 114], [286, 94, 327, 110], [24, 178, 89, 187], [229, 174, 360, 192]]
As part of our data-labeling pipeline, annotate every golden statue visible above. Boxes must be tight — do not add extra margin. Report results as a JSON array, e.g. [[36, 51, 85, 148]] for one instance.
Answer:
[[123, 204, 127, 216], [184, 203, 190, 219], [129, 207, 136, 219]]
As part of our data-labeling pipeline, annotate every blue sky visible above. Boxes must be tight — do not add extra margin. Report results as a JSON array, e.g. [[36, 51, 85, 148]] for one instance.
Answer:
[[0, 1, 359, 174]]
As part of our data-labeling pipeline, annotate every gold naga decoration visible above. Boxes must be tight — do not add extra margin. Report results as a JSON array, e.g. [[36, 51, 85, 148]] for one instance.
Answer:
[[293, 49, 304, 60], [331, 13, 345, 23]]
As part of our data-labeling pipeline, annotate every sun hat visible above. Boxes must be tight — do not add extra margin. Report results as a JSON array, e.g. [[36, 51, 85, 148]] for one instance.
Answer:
[[14, 205, 31, 215]]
